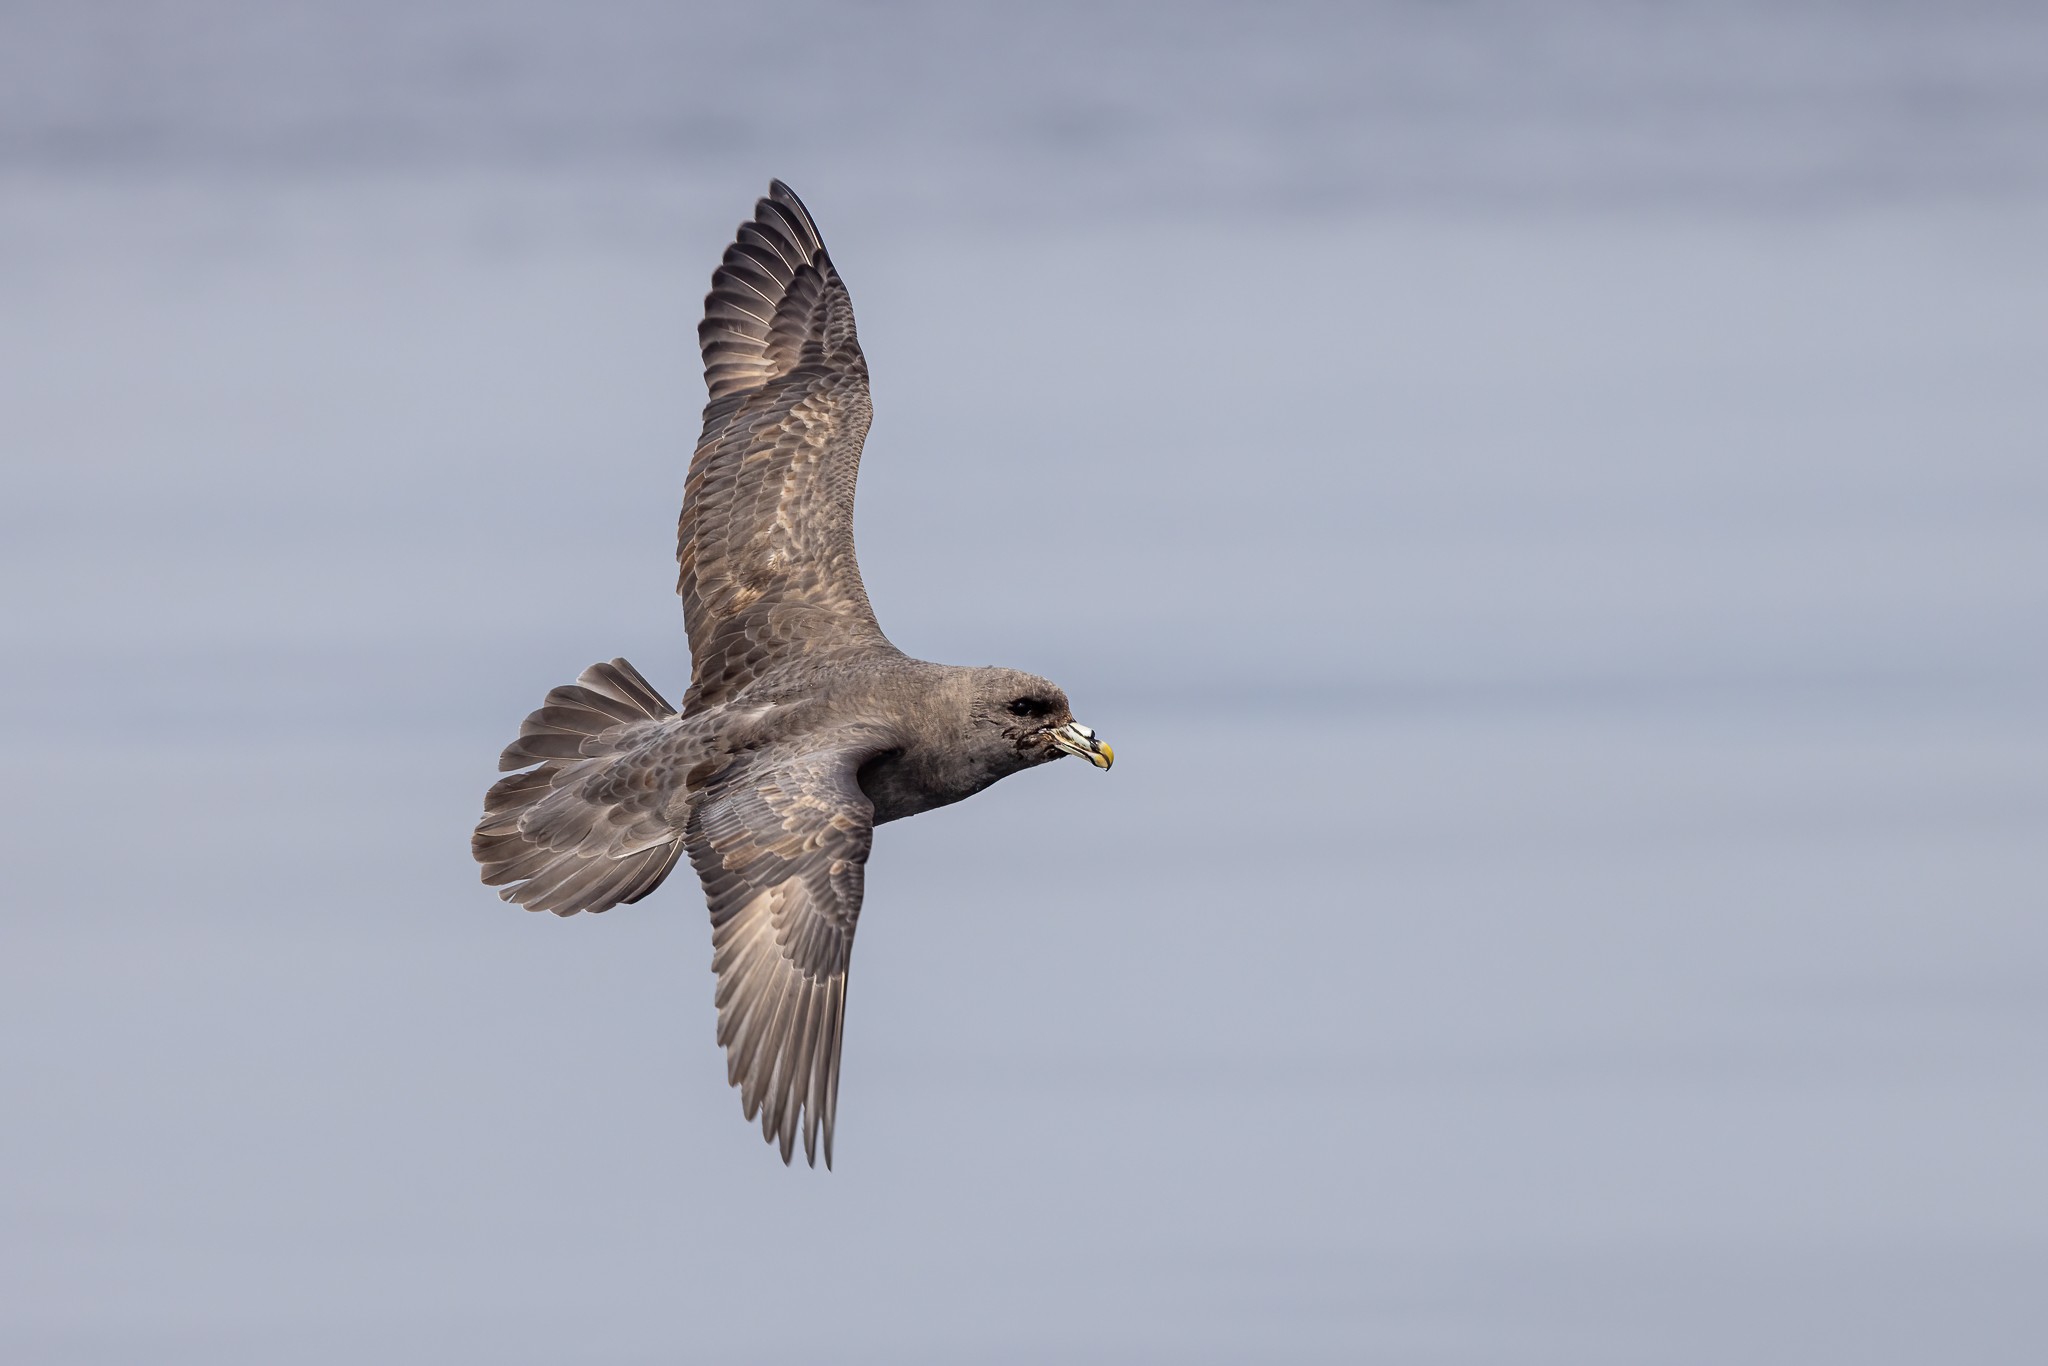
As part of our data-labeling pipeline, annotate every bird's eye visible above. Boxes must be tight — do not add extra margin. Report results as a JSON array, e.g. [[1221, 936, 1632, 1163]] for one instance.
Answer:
[[1008, 698, 1040, 717]]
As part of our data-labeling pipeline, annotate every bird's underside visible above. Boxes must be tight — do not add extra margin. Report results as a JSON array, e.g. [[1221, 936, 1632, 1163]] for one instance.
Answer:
[[472, 181, 1110, 1168]]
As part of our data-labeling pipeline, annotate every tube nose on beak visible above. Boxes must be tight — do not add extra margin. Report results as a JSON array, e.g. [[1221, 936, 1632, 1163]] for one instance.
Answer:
[[1050, 721, 1113, 769]]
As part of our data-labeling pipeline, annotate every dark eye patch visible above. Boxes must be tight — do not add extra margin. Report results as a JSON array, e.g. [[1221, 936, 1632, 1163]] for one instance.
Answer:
[[1008, 697, 1047, 718]]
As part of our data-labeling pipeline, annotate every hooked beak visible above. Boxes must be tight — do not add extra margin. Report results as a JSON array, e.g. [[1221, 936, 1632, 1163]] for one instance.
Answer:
[[1049, 721, 1114, 770]]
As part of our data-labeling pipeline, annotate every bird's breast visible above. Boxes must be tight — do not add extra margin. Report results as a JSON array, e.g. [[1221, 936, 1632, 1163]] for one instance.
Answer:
[[856, 748, 1002, 825]]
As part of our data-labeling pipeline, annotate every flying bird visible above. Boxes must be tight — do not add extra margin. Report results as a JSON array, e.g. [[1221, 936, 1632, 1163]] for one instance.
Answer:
[[472, 181, 1113, 1168]]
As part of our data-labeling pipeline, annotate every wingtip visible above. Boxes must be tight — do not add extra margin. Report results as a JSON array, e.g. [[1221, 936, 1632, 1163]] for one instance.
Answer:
[[763, 179, 819, 234]]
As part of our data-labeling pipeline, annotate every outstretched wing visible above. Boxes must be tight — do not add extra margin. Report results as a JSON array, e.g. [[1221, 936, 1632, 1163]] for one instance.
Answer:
[[685, 732, 889, 1167], [681, 181, 887, 714]]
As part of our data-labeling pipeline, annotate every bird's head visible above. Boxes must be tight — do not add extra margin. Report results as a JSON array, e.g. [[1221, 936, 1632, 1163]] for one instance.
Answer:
[[966, 667, 1114, 772]]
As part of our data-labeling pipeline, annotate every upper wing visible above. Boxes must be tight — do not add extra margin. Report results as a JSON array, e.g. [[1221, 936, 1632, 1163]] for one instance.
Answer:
[[680, 181, 886, 714], [685, 732, 889, 1167]]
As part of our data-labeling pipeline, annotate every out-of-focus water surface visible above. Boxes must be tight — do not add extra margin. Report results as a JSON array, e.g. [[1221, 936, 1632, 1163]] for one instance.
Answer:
[[3, 3, 2045, 1362]]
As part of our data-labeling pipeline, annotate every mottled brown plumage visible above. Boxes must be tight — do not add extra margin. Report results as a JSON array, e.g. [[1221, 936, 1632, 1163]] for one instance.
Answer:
[[472, 181, 1112, 1168]]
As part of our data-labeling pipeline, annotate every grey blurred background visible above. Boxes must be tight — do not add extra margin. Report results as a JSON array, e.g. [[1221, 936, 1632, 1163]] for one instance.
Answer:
[[3, 2, 2044, 1362]]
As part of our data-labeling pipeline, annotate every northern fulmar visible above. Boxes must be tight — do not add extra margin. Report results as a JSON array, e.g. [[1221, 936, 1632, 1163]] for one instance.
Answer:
[[472, 180, 1113, 1168]]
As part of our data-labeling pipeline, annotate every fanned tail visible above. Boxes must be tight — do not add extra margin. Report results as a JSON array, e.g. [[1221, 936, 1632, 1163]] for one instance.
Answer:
[[472, 659, 687, 916]]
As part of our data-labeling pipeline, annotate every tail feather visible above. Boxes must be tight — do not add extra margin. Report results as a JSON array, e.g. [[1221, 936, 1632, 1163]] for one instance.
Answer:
[[473, 658, 689, 917], [579, 658, 676, 723]]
